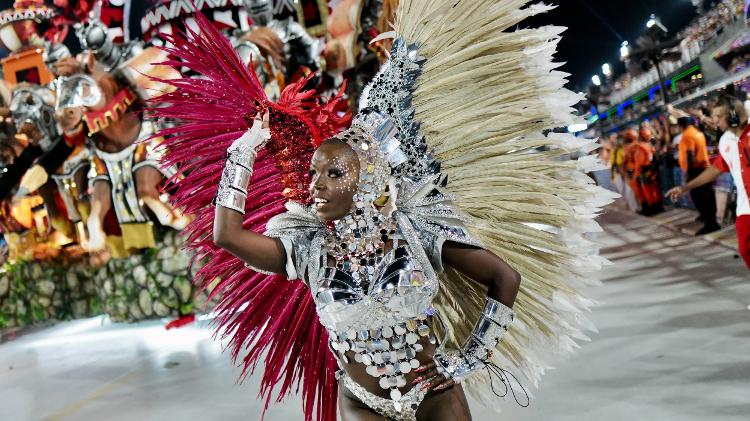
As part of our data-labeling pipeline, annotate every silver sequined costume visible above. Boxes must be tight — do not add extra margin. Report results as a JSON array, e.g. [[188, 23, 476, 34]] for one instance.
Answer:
[[248, 111, 489, 420]]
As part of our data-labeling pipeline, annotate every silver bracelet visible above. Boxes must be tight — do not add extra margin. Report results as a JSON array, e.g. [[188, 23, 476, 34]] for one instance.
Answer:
[[215, 154, 256, 214], [435, 297, 514, 381], [214, 122, 267, 214]]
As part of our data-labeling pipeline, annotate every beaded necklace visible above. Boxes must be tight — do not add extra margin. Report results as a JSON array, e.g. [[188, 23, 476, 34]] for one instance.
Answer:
[[324, 123, 396, 289]]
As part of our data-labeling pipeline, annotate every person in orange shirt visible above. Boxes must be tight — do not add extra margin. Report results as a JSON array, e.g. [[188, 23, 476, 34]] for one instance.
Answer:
[[609, 134, 640, 211], [623, 128, 664, 215], [677, 117, 719, 234]]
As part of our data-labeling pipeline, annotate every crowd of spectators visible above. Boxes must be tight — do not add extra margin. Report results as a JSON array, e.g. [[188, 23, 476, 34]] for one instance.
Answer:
[[606, 0, 745, 107], [726, 49, 750, 73], [680, 0, 747, 47], [596, 89, 743, 234]]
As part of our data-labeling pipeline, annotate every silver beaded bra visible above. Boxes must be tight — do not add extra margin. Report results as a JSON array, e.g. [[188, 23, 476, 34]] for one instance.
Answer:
[[316, 241, 437, 333], [264, 172, 485, 333]]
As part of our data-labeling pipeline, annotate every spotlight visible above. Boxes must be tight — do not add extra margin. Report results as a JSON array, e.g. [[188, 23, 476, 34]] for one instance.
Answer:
[[620, 41, 630, 59]]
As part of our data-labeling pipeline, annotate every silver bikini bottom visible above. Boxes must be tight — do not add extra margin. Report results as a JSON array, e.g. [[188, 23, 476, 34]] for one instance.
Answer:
[[339, 370, 429, 421]]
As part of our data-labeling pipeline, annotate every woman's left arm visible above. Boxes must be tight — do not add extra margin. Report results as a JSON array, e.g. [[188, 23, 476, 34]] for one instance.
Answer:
[[441, 241, 521, 308], [415, 241, 521, 391]]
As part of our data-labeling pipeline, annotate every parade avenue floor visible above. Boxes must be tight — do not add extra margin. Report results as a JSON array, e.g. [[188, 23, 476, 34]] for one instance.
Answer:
[[1, 209, 749, 421]]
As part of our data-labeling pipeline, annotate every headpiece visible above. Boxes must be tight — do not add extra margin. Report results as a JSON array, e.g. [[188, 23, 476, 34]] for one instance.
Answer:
[[76, 11, 140, 72], [359, 39, 440, 180], [55, 74, 103, 110], [9, 84, 57, 150], [334, 110, 406, 207]]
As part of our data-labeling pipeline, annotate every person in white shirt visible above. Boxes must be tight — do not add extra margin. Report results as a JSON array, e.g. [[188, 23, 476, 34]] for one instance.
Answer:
[[667, 97, 750, 269]]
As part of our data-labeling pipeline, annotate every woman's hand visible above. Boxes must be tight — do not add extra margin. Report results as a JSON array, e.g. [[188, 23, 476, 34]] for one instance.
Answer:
[[412, 360, 457, 392], [233, 110, 270, 153]]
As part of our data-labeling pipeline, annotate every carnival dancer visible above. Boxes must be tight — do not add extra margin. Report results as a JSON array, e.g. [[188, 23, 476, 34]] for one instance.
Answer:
[[153, 2, 614, 420]]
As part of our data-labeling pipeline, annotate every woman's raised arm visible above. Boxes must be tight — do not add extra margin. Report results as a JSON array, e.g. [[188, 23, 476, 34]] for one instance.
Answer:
[[213, 111, 288, 275], [213, 205, 287, 275]]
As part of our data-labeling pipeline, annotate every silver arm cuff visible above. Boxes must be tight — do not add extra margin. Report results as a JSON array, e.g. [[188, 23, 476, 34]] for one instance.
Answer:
[[215, 153, 256, 214], [435, 297, 514, 382], [215, 188, 247, 213], [215, 122, 267, 213]]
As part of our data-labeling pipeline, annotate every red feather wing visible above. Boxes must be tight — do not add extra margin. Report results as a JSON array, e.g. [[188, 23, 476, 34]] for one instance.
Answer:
[[149, 12, 350, 421]]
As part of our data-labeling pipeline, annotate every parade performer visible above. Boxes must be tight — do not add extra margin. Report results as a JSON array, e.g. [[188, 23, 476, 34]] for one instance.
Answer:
[[153, 1, 613, 420], [50, 11, 189, 257], [324, 0, 390, 108], [241, 0, 320, 83], [8, 84, 90, 243]]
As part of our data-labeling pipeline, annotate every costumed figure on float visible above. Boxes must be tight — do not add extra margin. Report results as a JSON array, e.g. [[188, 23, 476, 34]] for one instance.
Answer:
[[0, 0, 94, 259], [153, 1, 616, 420], [237, 0, 321, 97], [9, 83, 91, 251], [52, 7, 189, 259], [323, 0, 394, 107], [0, 0, 205, 331]]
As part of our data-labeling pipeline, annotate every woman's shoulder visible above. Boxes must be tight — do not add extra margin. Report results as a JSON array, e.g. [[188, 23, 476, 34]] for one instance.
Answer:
[[265, 202, 324, 238]]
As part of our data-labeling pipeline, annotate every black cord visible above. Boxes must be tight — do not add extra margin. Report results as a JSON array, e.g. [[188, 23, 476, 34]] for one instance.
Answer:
[[486, 362, 530, 408]]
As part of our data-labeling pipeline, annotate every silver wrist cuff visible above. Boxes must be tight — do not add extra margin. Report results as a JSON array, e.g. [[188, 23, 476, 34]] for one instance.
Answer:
[[473, 298, 515, 348], [225, 161, 253, 190], [435, 298, 514, 381], [215, 187, 247, 213], [215, 156, 255, 214]]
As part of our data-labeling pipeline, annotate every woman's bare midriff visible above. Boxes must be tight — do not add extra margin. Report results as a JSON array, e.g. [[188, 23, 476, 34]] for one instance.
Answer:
[[339, 321, 439, 400]]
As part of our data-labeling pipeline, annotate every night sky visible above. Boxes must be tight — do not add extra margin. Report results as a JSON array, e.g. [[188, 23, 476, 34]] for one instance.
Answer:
[[0, 0, 703, 91], [526, 0, 700, 92]]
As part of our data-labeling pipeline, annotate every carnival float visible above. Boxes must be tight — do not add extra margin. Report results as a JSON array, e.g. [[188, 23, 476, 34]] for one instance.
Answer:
[[0, 0, 390, 330]]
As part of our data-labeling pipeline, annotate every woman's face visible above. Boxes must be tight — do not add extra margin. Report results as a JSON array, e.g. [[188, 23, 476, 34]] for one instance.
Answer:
[[308, 141, 360, 221]]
